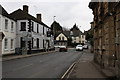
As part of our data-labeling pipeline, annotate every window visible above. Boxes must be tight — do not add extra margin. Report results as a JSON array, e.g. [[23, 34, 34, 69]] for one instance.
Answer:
[[4, 38, 8, 50], [82, 41, 84, 43], [37, 38, 39, 48], [82, 35, 84, 38], [5, 19, 8, 30], [11, 39, 14, 49], [43, 39, 44, 48], [74, 37, 76, 40], [62, 37, 64, 40], [20, 22, 26, 31], [11, 22, 14, 32], [43, 26, 44, 35], [59, 37, 61, 40], [32, 22, 34, 31], [37, 24, 39, 33]]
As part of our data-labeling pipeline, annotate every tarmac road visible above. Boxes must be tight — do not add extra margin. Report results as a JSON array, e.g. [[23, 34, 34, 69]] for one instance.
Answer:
[[2, 48, 83, 78]]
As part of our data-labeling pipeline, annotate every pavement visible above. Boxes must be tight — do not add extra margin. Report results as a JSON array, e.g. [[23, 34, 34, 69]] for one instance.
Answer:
[[2, 50, 57, 61], [66, 49, 117, 79]]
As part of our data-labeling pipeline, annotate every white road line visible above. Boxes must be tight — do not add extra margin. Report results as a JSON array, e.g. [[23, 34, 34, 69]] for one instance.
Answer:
[[61, 62, 76, 79], [61, 53, 83, 79]]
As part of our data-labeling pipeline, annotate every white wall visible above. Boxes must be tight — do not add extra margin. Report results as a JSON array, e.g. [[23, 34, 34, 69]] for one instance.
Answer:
[[56, 33, 67, 41], [72, 35, 86, 44], [16, 19, 53, 51], [0, 14, 16, 55]]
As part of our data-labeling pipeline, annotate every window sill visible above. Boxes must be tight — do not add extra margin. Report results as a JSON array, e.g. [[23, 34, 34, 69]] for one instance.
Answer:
[[20, 30, 26, 31], [10, 49, 14, 51], [11, 31, 14, 33], [4, 49, 8, 51], [4, 30, 8, 32]]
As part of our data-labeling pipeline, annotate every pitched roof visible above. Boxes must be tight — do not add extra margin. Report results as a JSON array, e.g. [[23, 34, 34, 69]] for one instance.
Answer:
[[0, 5, 15, 20], [70, 24, 84, 37], [9, 8, 50, 28], [63, 31, 70, 37]]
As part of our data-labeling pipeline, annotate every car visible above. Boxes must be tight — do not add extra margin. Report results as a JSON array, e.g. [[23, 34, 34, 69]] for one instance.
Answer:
[[59, 46, 67, 52], [83, 45, 88, 49], [54, 45, 60, 48], [76, 45, 83, 51]]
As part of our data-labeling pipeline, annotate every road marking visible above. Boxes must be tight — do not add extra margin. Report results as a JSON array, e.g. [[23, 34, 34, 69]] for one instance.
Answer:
[[61, 52, 83, 79], [61, 62, 76, 79]]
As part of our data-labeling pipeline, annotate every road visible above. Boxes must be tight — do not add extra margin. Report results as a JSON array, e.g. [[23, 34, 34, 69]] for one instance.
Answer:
[[3, 48, 83, 78]]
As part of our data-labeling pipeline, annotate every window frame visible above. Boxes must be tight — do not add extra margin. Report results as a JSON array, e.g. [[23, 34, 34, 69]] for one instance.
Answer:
[[11, 22, 14, 32], [20, 22, 26, 31], [11, 39, 14, 50], [4, 38, 8, 50], [5, 19, 8, 31]]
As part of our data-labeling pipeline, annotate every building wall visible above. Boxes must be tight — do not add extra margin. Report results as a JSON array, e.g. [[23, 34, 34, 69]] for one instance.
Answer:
[[116, 2, 120, 78], [71, 35, 86, 44], [16, 19, 53, 52], [0, 14, 16, 55], [56, 33, 67, 41], [56, 33, 68, 46], [89, 2, 117, 67]]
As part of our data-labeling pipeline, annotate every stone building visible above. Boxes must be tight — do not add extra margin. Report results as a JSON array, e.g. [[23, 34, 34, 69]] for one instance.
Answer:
[[115, 2, 120, 78], [89, 2, 117, 67], [89, 1, 120, 78]]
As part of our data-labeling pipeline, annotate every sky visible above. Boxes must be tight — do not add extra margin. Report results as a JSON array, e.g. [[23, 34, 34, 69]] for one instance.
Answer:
[[0, 0, 93, 32]]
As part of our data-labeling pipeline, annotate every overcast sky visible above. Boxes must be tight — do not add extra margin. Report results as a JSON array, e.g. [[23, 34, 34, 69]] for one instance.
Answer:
[[0, 0, 93, 32]]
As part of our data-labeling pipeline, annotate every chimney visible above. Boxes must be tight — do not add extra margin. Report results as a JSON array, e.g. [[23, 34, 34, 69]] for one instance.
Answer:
[[36, 14, 42, 22], [23, 5, 28, 13]]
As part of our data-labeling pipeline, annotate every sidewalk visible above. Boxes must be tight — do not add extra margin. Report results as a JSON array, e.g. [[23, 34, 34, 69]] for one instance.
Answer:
[[67, 50, 117, 79], [2, 50, 56, 61]]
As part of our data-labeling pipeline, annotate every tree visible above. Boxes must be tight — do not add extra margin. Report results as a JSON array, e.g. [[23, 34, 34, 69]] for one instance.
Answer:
[[51, 21, 63, 37], [67, 37, 72, 46], [85, 32, 93, 46]]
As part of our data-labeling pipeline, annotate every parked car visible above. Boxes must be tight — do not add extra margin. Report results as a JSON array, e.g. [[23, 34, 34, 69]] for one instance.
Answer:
[[76, 45, 83, 51], [54, 45, 60, 48], [59, 46, 67, 52], [83, 44, 88, 49]]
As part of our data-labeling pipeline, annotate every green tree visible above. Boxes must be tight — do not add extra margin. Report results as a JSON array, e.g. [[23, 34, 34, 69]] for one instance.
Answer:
[[67, 37, 72, 46], [85, 32, 93, 46], [51, 21, 63, 37]]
